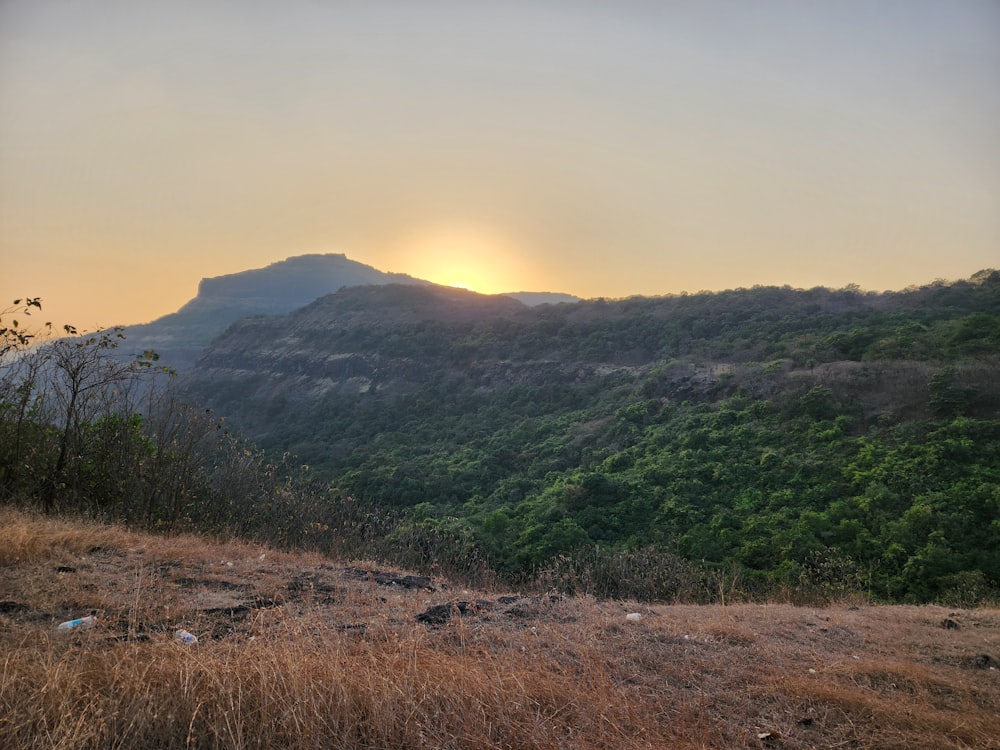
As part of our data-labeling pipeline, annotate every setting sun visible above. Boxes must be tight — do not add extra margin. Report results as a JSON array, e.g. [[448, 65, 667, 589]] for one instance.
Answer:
[[2, 1, 996, 332], [382, 223, 531, 295]]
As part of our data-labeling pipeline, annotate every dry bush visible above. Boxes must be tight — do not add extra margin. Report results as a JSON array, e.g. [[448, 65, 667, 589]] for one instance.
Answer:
[[0, 508, 132, 565]]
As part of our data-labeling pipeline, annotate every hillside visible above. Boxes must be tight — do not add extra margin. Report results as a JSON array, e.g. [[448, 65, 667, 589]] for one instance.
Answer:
[[179, 272, 1000, 602], [105, 254, 581, 374], [188, 272, 1000, 418], [110, 253, 429, 372], [1, 509, 997, 750]]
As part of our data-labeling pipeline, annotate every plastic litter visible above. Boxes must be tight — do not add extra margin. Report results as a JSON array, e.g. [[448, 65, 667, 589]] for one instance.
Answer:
[[58, 614, 97, 632], [626, 612, 642, 622], [175, 629, 198, 645]]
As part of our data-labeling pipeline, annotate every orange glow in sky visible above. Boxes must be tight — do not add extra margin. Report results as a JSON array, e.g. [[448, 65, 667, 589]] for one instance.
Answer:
[[1, 1, 998, 333], [380, 223, 535, 295]]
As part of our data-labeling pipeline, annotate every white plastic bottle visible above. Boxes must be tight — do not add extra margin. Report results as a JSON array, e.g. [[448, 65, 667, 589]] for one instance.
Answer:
[[175, 629, 198, 645], [58, 614, 97, 631]]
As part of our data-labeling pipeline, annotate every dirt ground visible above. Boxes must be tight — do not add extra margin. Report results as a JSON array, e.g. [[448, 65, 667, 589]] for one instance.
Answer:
[[2, 511, 998, 749]]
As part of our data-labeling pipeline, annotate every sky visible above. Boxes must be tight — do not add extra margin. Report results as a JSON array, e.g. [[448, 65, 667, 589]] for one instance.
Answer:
[[1, 0, 998, 333]]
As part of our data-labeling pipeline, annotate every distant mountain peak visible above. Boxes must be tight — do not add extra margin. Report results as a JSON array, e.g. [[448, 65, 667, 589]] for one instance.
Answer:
[[182, 253, 425, 312], [115, 254, 428, 371], [504, 291, 581, 306], [109, 253, 578, 373]]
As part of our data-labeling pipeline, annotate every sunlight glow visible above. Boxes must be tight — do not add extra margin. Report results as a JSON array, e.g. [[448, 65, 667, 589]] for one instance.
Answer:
[[384, 223, 529, 295]]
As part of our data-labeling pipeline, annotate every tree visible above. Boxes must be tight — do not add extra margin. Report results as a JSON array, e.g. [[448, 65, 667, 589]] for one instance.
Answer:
[[41, 328, 166, 512], [0, 297, 48, 357], [0, 298, 53, 498]]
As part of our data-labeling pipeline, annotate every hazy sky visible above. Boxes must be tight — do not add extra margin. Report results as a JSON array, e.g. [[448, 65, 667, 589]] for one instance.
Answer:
[[2, 1, 998, 332]]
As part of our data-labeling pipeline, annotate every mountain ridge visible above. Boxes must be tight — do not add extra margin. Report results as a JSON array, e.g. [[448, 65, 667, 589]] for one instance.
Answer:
[[177, 271, 1000, 598], [187, 272, 1000, 410], [112, 253, 579, 372], [112, 254, 428, 371]]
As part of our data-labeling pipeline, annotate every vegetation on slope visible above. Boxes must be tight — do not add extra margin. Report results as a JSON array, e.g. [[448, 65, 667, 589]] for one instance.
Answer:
[[184, 273, 1000, 603], [3, 272, 999, 604]]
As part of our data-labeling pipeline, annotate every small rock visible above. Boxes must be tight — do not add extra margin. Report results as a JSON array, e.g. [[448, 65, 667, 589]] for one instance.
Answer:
[[416, 600, 491, 625]]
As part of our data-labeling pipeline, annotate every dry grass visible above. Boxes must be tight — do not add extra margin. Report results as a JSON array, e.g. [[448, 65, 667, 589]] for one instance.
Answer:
[[0, 510, 134, 566], [1, 509, 997, 749]]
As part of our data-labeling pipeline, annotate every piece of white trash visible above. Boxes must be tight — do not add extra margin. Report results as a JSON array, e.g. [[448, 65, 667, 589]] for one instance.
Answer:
[[626, 612, 642, 622], [175, 629, 198, 645], [58, 615, 97, 631]]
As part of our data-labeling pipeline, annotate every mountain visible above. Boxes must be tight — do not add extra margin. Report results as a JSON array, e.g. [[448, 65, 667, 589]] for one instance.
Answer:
[[114, 253, 428, 372], [504, 291, 581, 306], [180, 272, 1000, 600], [187, 273, 1000, 417], [190, 283, 550, 402], [113, 253, 581, 373]]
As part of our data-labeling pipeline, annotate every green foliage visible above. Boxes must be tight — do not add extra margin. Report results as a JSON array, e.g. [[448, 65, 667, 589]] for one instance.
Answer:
[[0, 303, 314, 544], [178, 273, 1000, 603], [6, 275, 1000, 604], [928, 366, 979, 417]]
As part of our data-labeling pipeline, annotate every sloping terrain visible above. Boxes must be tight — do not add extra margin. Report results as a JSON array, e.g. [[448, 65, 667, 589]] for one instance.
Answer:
[[177, 275, 1000, 599], [111, 253, 428, 372], [104, 254, 579, 374], [2, 509, 997, 749]]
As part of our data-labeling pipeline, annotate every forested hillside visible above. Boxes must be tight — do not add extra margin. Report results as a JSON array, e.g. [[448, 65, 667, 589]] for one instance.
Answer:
[[181, 271, 1000, 603]]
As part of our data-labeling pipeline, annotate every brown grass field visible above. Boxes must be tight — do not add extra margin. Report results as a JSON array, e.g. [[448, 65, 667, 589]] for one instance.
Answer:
[[1, 508, 997, 749]]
